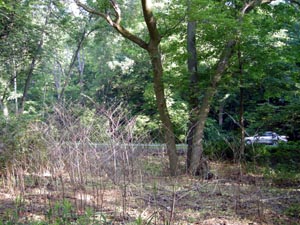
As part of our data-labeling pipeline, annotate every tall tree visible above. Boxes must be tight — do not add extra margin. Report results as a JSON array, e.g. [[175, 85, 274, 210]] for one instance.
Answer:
[[186, 0, 199, 170], [186, 0, 277, 175], [19, 0, 52, 113], [59, 19, 91, 101], [74, 0, 178, 175], [0, 0, 37, 116]]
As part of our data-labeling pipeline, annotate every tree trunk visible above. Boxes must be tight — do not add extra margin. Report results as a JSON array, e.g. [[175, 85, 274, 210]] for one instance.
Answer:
[[147, 44, 178, 175], [20, 37, 45, 113], [189, 40, 236, 175], [186, 0, 276, 175], [218, 102, 224, 127], [186, 0, 236, 175], [186, 19, 200, 170], [238, 46, 245, 162], [13, 58, 18, 114], [0, 99, 9, 118], [19, 1, 51, 114], [0, 81, 9, 118], [142, 0, 178, 175], [77, 49, 85, 104], [59, 25, 88, 101], [53, 60, 62, 100]]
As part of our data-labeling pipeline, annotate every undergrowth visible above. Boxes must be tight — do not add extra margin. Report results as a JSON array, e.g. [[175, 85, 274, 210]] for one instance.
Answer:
[[244, 142, 300, 187]]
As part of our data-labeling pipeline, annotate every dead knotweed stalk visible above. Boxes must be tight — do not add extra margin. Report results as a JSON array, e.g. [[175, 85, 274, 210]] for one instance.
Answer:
[[169, 185, 176, 224]]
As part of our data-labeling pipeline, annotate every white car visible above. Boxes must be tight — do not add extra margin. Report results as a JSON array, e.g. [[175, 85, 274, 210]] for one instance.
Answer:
[[245, 131, 288, 145]]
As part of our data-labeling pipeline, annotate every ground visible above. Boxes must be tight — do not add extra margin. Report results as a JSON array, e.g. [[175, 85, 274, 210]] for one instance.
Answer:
[[0, 153, 299, 225]]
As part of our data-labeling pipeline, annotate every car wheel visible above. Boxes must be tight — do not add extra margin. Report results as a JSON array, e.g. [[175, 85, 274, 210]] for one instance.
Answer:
[[246, 140, 252, 145]]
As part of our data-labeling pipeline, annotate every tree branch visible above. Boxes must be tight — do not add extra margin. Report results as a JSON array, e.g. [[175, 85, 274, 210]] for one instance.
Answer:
[[242, 0, 276, 14], [74, 0, 148, 50], [141, 0, 161, 44], [74, 0, 112, 24], [110, 0, 121, 24]]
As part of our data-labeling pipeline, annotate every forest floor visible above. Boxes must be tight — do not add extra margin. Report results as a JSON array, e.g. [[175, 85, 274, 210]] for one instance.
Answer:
[[0, 153, 300, 225]]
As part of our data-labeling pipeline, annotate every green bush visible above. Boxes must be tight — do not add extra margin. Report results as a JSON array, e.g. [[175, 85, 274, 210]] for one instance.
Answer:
[[245, 141, 300, 168], [245, 144, 271, 164], [270, 142, 300, 165], [0, 115, 47, 174], [203, 140, 234, 160], [202, 119, 237, 160], [245, 142, 300, 186]]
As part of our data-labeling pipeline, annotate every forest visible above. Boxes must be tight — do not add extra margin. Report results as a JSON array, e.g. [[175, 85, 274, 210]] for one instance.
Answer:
[[0, 0, 300, 224]]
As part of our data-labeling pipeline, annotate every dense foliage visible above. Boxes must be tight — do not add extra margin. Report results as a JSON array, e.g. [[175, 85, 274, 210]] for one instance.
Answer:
[[0, 0, 299, 165], [0, 1, 300, 224]]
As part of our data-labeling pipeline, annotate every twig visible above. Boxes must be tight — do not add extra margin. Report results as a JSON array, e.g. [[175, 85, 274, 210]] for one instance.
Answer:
[[169, 186, 176, 224]]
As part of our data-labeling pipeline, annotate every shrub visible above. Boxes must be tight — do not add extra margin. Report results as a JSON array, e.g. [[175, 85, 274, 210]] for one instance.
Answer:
[[245, 141, 300, 168], [203, 140, 234, 160], [245, 142, 300, 186], [0, 114, 47, 174], [270, 141, 300, 165]]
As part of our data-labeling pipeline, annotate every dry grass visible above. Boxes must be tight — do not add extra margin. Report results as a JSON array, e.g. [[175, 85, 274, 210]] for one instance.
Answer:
[[0, 154, 299, 225], [1, 105, 299, 224]]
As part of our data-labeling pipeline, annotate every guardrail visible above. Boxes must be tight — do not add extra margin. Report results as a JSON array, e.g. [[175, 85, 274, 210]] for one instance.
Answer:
[[79, 143, 188, 153]]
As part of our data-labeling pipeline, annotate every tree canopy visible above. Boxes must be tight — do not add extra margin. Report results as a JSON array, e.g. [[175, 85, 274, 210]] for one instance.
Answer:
[[0, 0, 299, 175]]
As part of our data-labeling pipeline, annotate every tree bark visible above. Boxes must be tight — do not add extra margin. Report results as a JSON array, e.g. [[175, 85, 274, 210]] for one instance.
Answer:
[[53, 60, 62, 100], [0, 95, 9, 118], [218, 102, 224, 127]]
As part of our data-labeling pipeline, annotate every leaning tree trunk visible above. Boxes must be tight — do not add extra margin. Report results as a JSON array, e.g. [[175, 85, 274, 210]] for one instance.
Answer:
[[186, 0, 275, 175], [148, 44, 178, 175], [77, 49, 85, 104], [189, 40, 236, 175], [185, 2, 236, 175], [59, 24, 88, 101], [20, 40, 43, 113], [20, 1, 51, 114]]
